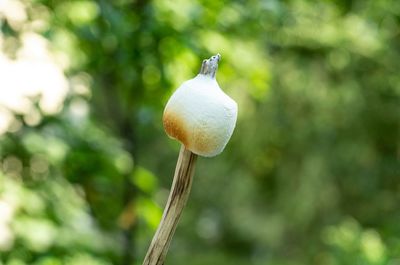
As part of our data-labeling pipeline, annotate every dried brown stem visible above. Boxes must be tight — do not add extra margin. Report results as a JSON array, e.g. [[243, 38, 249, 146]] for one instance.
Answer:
[[142, 145, 198, 265]]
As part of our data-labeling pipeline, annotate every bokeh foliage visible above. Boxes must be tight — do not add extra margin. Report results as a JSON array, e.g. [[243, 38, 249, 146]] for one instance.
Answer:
[[0, 0, 399, 265]]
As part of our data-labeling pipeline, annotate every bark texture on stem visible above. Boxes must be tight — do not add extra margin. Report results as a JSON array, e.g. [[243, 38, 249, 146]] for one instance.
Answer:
[[142, 146, 197, 265]]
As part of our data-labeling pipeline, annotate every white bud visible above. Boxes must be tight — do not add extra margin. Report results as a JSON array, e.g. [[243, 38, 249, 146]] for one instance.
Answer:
[[163, 54, 238, 157]]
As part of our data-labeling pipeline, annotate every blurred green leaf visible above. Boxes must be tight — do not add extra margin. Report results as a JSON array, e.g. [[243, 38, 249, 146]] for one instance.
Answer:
[[131, 167, 158, 194]]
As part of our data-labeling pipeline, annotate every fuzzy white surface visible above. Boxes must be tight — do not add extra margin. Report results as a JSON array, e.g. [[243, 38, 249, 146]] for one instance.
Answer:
[[164, 74, 238, 157]]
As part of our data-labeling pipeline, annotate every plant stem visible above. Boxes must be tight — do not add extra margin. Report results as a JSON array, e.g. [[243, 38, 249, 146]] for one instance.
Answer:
[[142, 145, 198, 265], [199, 53, 221, 78]]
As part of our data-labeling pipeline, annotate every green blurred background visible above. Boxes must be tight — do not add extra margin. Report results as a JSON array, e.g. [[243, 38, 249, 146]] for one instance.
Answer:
[[0, 0, 399, 264]]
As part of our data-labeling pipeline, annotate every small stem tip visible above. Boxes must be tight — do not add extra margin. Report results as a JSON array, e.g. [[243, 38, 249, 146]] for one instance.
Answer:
[[199, 53, 221, 78]]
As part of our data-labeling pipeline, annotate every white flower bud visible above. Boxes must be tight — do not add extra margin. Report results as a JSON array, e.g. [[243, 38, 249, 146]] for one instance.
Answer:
[[163, 54, 238, 157]]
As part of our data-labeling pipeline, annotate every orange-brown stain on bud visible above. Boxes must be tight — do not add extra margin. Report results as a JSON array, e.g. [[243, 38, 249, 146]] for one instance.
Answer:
[[163, 111, 189, 148], [163, 111, 220, 156], [192, 128, 216, 156]]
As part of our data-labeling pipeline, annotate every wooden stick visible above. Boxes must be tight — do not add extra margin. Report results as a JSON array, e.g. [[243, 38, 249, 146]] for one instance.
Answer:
[[142, 145, 198, 265]]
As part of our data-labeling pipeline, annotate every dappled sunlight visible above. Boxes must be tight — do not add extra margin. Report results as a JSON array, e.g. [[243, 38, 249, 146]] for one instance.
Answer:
[[0, 199, 15, 251], [0, 32, 68, 127], [0, 171, 119, 258], [0, 0, 27, 30], [322, 218, 387, 264]]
